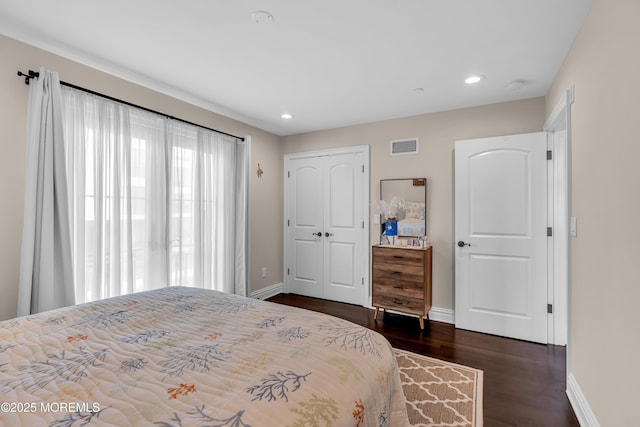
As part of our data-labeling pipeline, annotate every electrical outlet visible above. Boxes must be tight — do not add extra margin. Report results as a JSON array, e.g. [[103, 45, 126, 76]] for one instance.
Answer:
[[261, 267, 267, 278]]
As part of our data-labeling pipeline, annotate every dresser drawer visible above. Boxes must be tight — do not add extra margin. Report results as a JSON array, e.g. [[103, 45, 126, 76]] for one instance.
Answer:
[[372, 293, 424, 315], [372, 263, 424, 284], [372, 282, 423, 299], [373, 246, 424, 267], [373, 263, 424, 282]]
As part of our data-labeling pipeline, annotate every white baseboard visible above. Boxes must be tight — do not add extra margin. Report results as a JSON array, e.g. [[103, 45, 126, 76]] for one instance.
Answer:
[[566, 373, 600, 427], [428, 306, 455, 324], [250, 282, 284, 300], [251, 286, 456, 325]]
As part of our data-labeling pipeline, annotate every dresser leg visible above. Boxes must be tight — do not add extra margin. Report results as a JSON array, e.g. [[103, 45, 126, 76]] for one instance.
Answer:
[[419, 316, 424, 330], [374, 307, 379, 320]]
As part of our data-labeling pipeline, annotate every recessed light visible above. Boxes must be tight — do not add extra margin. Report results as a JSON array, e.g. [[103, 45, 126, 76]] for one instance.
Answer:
[[281, 113, 293, 119], [465, 75, 485, 85]]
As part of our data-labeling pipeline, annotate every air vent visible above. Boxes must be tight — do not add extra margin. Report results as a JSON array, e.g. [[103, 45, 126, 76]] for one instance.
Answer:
[[390, 138, 419, 156]]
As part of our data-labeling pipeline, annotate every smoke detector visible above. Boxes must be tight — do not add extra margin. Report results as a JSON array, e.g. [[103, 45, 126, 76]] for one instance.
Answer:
[[507, 80, 527, 91], [251, 11, 274, 24]]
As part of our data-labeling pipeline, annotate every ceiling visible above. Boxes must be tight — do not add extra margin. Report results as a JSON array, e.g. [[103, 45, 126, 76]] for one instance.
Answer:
[[1, 1, 593, 136]]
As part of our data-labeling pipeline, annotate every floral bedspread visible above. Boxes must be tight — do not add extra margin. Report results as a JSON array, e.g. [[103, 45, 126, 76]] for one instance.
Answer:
[[0, 286, 409, 426]]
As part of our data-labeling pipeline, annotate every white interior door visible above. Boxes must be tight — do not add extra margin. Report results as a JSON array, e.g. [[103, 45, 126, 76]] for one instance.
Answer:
[[455, 132, 548, 343], [288, 156, 324, 298], [286, 148, 368, 305], [323, 153, 364, 304]]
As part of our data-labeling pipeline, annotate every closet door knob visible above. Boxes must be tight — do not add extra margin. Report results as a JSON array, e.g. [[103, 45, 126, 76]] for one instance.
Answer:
[[312, 232, 322, 237], [457, 240, 471, 247], [325, 232, 333, 237]]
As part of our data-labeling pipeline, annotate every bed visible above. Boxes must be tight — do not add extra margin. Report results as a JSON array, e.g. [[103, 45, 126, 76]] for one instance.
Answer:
[[396, 217, 425, 237], [397, 201, 425, 237], [0, 286, 409, 426]]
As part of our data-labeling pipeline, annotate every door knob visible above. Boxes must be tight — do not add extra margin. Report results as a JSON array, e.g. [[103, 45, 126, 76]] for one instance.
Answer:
[[457, 240, 471, 247], [325, 232, 333, 237], [312, 232, 322, 237]]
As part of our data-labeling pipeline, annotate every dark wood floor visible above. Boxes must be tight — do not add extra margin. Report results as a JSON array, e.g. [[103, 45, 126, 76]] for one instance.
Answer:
[[267, 293, 579, 427]]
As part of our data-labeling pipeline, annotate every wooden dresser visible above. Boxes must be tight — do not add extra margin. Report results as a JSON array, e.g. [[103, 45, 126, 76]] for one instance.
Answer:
[[371, 244, 432, 329]]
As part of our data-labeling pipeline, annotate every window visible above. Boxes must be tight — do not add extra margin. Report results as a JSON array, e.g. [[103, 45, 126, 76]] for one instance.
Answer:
[[61, 87, 248, 303]]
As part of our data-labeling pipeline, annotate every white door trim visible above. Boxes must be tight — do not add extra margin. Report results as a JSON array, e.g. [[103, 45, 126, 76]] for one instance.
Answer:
[[543, 86, 574, 347], [283, 145, 370, 306], [547, 86, 601, 427]]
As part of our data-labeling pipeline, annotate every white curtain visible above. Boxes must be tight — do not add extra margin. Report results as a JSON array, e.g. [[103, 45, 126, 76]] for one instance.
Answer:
[[17, 68, 75, 316], [234, 138, 249, 297], [61, 86, 248, 303]]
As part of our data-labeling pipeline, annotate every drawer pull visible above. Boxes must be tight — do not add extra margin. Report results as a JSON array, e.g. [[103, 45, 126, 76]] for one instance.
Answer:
[[393, 255, 404, 259], [391, 271, 402, 275], [393, 299, 404, 305], [393, 285, 404, 289]]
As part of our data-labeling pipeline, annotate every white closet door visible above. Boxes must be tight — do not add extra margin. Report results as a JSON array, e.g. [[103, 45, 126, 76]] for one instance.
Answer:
[[286, 148, 367, 305], [287, 156, 324, 298], [323, 152, 364, 305]]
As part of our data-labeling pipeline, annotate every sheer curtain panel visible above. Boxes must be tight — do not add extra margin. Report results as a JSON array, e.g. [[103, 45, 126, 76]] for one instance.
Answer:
[[61, 87, 248, 303], [18, 68, 75, 316], [234, 138, 249, 297]]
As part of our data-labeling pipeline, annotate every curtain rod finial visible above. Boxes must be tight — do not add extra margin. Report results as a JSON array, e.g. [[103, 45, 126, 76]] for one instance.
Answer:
[[17, 70, 39, 85], [17, 70, 30, 85]]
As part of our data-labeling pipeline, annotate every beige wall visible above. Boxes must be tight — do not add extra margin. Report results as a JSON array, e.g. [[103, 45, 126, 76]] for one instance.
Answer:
[[546, 0, 640, 425], [283, 98, 545, 310], [0, 35, 283, 321]]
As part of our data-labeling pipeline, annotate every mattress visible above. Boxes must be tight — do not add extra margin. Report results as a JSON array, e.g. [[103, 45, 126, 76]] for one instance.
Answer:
[[0, 286, 409, 426]]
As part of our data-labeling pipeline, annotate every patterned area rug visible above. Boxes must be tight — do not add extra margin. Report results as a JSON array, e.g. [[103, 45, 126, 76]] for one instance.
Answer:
[[394, 348, 484, 427]]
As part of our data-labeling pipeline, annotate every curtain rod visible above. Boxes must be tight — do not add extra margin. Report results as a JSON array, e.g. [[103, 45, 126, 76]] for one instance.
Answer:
[[17, 70, 245, 141]]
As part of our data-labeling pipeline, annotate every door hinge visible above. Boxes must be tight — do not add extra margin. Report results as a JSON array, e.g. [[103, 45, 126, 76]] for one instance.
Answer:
[[287, 171, 290, 178], [287, 268, 290, 276], [547, 304, 553, 314], [547, 227, 553, 237], [361, 277, 364, 286], [547, 150, 552, 160], [362, 221, 365, 228], [362, 164, 365, 173]]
